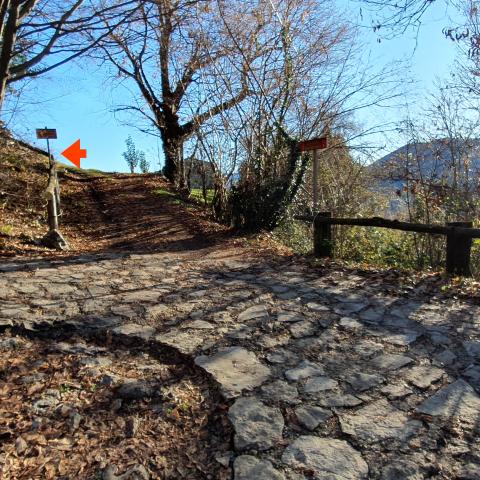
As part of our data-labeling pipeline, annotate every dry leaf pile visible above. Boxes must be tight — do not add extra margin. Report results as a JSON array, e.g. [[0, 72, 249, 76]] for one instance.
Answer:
[[0, 335, 232, 479]]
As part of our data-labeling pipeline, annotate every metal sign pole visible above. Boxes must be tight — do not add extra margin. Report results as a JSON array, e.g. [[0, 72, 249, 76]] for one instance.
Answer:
[[46, 139, 52, 165]]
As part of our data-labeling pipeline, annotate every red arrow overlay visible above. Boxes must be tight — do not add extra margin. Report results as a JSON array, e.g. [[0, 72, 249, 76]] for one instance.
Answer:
[[61, 140, 87, 168]]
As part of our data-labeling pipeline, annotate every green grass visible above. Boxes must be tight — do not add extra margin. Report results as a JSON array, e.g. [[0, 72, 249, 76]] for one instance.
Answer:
[[0, 225, 13, 236], [154, 187, 215, 208], [189, 188, 214, 206], [153, 188, 183, 205], [58, 163, 109, 177]]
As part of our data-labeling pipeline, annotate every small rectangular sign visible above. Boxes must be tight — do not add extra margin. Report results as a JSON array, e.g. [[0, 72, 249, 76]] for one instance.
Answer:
[[36, 128, 57, 140], [299, 137, 327, 152]]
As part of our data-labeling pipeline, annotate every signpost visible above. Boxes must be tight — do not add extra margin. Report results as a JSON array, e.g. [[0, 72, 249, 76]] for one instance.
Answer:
[[36, 128, 57, 139], [298, 137, 327, 152], [36, 128, 57, 167], [34, 128, 88, 250], [35, 127, 69, 250], [298, 136, 328, 210]]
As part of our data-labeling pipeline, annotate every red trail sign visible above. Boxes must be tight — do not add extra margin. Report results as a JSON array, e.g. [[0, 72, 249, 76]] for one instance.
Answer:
[[298, 137, 327, 152], [36, 128, 57, 140]]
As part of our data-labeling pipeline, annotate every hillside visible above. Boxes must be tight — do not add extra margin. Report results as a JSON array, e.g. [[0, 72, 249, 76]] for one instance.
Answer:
[[0, 134, 227, 257], [372, 139, 480, 188]]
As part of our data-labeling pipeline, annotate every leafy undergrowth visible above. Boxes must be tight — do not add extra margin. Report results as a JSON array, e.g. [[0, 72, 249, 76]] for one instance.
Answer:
[[299, 254, 480, 301], [0, 334, 232, 480]]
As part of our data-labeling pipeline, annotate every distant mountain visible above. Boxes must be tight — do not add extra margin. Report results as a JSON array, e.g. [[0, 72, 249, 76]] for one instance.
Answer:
[[371, 138, 480, 189], [370, 138, 480, 216]]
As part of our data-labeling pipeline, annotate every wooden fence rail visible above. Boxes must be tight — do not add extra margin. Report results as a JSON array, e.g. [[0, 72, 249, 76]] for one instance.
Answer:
[[295, 212, 480, 276]]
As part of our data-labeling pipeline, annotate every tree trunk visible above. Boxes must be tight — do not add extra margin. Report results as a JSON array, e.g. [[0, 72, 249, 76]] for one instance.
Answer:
[[162, 132, 187, 191], [162, 137, 177, 182], [0, 2, 19, 110]]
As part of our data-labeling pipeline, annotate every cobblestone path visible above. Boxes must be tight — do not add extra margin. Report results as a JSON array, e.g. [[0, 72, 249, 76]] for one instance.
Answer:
[[2, 247, 480, 479]]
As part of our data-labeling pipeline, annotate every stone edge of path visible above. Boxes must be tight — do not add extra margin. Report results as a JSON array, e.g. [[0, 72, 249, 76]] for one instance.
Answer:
[[87, 321, 372, 480], [109, 325, 299, 479]]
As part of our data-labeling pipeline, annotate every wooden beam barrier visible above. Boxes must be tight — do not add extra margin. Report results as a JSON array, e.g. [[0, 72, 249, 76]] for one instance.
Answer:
[[446, 221, 473, 276], [45, 163, 59, 232], [313, 212, 332, 257], [294, 214, 480, 276]]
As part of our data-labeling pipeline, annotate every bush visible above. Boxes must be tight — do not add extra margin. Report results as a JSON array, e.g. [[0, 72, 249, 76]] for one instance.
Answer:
[[470, 239, 480, 278], [335, 226, 444, 271], [273, 216, 313, 254]]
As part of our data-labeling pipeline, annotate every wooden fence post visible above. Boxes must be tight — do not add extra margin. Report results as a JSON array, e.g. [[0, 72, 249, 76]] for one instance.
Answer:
[[312, 149, 319, 210], [41, 161, 69, 251], [54, 168, 61, 216], [446, 221, 473, 276], [314, 212, 332, 258], [46, 191, 59, 231], [46, 163, 59, 232]]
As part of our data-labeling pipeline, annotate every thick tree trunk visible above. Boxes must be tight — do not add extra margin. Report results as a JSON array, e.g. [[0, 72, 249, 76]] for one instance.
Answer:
[[162, 137, 177, 182], [0, 1, 19, 110], [161, 132, 187, 191]]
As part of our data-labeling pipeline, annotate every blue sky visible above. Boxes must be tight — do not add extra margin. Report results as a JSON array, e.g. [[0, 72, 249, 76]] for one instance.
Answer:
[[4, 1, 460, 172]]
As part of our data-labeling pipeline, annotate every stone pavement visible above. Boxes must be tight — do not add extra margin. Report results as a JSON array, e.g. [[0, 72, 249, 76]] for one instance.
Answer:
[[2, 249, 480, 479]]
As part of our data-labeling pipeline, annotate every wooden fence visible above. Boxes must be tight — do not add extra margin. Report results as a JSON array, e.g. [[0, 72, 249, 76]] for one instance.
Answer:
[[296, 212, 480, 276]]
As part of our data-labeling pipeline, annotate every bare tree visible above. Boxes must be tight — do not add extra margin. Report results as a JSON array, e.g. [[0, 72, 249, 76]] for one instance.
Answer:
[[373, 85, 480, 268], [0, 0, 137, 109], [447, 1, 480, 95], [189, 0, 402, 229], [95, 0, 271, 189], [95, 0, 401, 228], [358, 1, 443, 34]]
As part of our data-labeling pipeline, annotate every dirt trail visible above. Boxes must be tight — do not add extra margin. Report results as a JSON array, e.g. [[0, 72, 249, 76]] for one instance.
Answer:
[[57, 172, 228, 255]]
